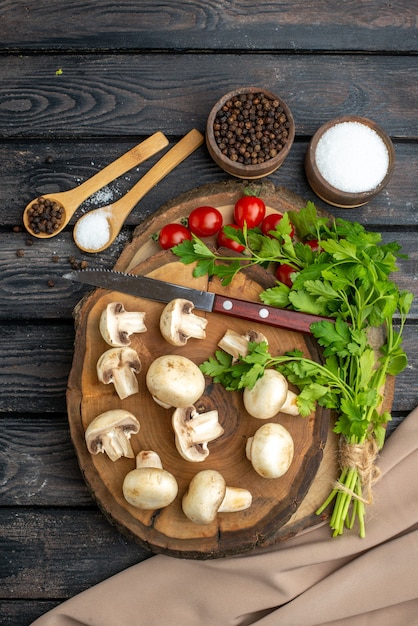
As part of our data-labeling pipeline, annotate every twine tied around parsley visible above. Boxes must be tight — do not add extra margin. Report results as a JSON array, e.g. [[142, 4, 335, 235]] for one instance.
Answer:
[[335, 437, 381, 505]]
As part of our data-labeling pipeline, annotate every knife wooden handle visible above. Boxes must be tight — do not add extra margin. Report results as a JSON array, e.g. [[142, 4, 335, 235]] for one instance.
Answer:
[[212, 294, 332, 334]]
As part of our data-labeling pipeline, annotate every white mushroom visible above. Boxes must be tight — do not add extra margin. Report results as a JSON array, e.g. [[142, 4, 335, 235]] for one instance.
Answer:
[[85, 409, 140, 462], [172, 406, 224, 462], [99, 301, 147, 347], [182, 469, 252, 525], [246, 423, 294, 478], [123, 450, 178, 510], [159, 298, 208, 346], [146, 354, 205, 408], [97, 347, 141, 399], [218, 328, 269, 362], [243, 369, 300, 419]]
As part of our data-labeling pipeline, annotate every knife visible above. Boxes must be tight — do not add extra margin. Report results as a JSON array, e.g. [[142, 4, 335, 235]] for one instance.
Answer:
[[63, 268, 332, 334]]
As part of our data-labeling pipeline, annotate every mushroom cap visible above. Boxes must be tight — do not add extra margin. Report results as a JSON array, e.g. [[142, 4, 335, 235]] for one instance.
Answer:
[[159, 298, 207, 346], [243, 369, 288, 419], [246, 422, 294, 478], [146, 354, 205, 408], [123, 466, 178, 510], [182, 469, 227, 524], [99, 301, 146, 347], [97, 347, 141, 382], [85, 409, 140, 457]]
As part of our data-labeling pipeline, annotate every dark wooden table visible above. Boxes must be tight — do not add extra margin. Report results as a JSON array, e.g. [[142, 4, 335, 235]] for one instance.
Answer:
[[1, 3, 417, 624]]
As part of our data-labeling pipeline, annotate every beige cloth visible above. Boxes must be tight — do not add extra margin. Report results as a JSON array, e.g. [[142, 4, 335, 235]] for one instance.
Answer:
[[32, 408, 418, 626]]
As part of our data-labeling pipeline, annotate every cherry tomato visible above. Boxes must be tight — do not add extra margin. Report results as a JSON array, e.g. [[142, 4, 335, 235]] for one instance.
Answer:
[[158, 223, 192, 249], [217, 224, 245, 252], [305, 239, 321, 252], [188, 206, 223, 237], [275, 263, 297, 288], [233, 195, 266, 228], [261, 213, 295, 238]]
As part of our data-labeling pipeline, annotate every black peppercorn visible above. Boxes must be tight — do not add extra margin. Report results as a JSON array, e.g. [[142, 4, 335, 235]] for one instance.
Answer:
[[212, 92, 290, 166], [26, 197, 65, 234]]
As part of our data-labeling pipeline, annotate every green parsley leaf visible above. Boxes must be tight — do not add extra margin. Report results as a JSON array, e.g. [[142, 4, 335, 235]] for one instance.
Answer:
[[172, 239, 200, 264], [260, 284, 291, 308]]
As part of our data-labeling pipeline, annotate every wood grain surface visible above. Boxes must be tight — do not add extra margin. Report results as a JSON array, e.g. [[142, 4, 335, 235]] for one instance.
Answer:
[[1, 1, 417, 51], [0, 56, 416, 139], [1, 2, 416, 623]]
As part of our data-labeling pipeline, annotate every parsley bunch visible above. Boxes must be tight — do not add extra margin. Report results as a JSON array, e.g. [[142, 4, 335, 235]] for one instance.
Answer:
[[173, 202, 413, 537]]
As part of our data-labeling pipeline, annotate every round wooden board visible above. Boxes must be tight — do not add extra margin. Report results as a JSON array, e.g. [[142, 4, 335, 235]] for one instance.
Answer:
[[67, 180, 394, 558]]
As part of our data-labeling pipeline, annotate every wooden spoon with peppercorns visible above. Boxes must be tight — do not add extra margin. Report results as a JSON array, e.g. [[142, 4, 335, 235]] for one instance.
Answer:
[[22, 132, 169, 239]]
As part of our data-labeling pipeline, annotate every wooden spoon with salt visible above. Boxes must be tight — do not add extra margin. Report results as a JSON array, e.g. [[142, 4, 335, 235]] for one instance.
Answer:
[[22, 131, 169, 238], [73, 129, 204, 254]]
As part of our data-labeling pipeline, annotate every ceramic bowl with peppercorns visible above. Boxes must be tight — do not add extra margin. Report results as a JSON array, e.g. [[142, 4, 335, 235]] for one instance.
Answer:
[[206, 87, 295, 179]]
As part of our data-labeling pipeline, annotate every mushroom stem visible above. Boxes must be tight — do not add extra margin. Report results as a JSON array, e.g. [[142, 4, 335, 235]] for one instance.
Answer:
[[218, 486, 253, 513], [187, 410, 224, 445], [218, 329, 269, 361], [111, 365, 139, 399], [114, 310, 147, 345], [280, 389, 300, 416], [120, 310, 147, 329], [178, 312, 207, 340], [135, 450, 163, 469], [100, 428, 135, 462]]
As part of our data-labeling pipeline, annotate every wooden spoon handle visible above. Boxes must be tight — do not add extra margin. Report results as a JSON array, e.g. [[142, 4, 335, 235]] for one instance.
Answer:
[[61, 131, 169, 210], [109, 129, 204, 225]]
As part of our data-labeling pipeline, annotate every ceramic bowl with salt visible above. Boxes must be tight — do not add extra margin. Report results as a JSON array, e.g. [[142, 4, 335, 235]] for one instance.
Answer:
[[304, 116, 395, 208]]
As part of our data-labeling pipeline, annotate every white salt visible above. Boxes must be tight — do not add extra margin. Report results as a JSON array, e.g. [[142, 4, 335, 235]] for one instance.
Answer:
[[74, 208, 111, 250], [88, 186, 114, 206], [315, 122, 389, 193]]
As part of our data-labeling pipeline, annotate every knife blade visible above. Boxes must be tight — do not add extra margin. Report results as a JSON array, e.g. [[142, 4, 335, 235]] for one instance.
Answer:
[[63, 268, 332, 334]]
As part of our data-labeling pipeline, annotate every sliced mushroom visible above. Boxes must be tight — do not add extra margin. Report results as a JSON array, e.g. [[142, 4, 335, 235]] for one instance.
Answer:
[[85, 409, 140, 462], [243, 369, 300, 419], [246, 423, 294, 478], [159, 298, 208, 346], [146, 354, 205, 408], [182, 469, 252, 525], [123, 450, 178, 510], [97, 347, 141, 400], [172, 406, 224, 462], [218, 328, 269, 362], [99, 301, 147, 347]]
